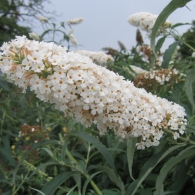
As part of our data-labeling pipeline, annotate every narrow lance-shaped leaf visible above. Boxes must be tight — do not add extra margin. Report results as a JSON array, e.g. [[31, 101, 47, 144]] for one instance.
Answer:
[[154, 146, 195, 195], [155, 36, 166, 53], [150, 0, 191, 53], [127, 137, 137, 181], [161, 41, 179, 68], [171, 22, 190, 29], [185, 68, 195, 111], [0, 135, 16, 166], [71, 132, 117, 174], [82, 172, 102, 195], [124, 144, 186, 195], [12, 140, 61, 184], [97, 166, 125, 194], [0, 76, 9, 91], [40, 171, 80, 195]]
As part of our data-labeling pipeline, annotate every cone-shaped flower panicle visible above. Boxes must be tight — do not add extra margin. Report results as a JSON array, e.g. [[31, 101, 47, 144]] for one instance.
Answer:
[[67, 18, 84, 25], [0, 36, 186, 149], [38, 15, 48, 23], [75, 50, 114, 66], [129, 65, 148, 77], [128, 12, 171, 33], [68, 34, 77, 45], [134, 68, 185, 94], [29, 32, 40, 41]]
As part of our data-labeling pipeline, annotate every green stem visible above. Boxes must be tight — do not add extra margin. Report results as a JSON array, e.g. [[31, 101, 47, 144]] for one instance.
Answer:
[[0, 110, 6, 138], [5, 114, 18, 122], [64, 143, 102, 195], [164, 129, 195, 145], [52, 27, 56, 42], [174, 33, 195, 52], [12, 170, 30, 195], [113, 65, 124, 71], [183, 41, 195, 52], [178, 135, 195, 145]]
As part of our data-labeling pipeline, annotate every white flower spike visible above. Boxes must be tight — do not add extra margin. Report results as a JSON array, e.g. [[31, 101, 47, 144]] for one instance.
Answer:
[[0, 36, 187, 149]]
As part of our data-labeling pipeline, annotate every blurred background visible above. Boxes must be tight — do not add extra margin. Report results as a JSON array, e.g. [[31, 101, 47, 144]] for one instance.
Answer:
[[1, 0, 195, 51], [34, 0, 195, 51]]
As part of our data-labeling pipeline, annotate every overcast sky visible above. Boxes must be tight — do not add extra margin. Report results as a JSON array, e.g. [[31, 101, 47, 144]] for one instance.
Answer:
[[33, 0, 195, 52]]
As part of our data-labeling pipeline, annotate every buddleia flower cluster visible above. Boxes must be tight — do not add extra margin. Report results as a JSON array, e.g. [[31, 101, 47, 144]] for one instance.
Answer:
[[68, 33, 77, 45], [134, 68, 185, 93], [38, 15, 48, 23], [19, 124, 49, 143], [67, 18, 84, 25], [128, 12, 171, 33], [128, 65, 148, 77], [0, 36, 187, 149], [139, 45, 162, 67], [75, 50, 114, 66], [29, 32, 40, 41]]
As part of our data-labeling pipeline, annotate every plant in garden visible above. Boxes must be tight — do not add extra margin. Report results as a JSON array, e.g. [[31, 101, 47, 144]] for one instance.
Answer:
[[1, 0, 195, 195]]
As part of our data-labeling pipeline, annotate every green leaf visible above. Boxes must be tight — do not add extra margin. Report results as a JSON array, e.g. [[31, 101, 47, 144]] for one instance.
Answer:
[[60, 140, 67, 162], [97, 166, 125, 194], [0, 135, 16, 166], [138, 188, 152, 195], [155, 36, 166, 53], [82, 171, 102, 195], [40, 29, 53, 40], [124, 144, 186, 195], [154, 146, 195, 195], [60, 22, 65, 28], [1, 191, 12, 195], [171, 22, 190, 29], [127, 137, 137, 181], [29, 161, 60, 179], [29, 187, 46, 195], [161, 41, 179, 68], [40, 148, 54, 158], [102, 189, 120, 195], [150, 0, 191, 52], [12, 140, 60, 184], [25, 86, 31, 100], [40, 171, 80, 195], [71, 132, 117, 174], [185, 68, 195, 111], [169, 162, 189, 195], [67, 185, 78, 195], [0, 76, 9, 91], [27, 140, 60, 156]]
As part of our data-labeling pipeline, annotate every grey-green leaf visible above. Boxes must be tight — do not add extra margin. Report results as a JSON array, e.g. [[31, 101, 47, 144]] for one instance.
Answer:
[[154, 146, 195, 195], [82, 171, 102, 195], [161, 41, 179, 68], [40, 171, 79, 195], [127, 137, 137, 181], [71, 132, 117, 174], [155, 36, 166, 53], [185, 68, 195, 111], [150, 0, 191, 52], [0, 76, 9, 91], [124, 144, 186, 195], [98, 166, 125, 194]]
